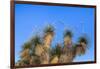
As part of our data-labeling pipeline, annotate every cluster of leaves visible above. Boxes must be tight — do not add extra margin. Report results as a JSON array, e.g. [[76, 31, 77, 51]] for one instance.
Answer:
[[16, 25, 89, 66]]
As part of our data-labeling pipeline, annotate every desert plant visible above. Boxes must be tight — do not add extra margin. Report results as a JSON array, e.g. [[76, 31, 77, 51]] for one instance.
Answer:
[[43, 25, 55, 49], [16, 25, 89, 65], [75, 36, 88, 56], [20, 42, 32, 65], [63, 30, 73, 47]]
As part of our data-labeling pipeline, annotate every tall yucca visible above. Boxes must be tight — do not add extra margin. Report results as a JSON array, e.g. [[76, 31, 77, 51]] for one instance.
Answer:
[[31, 35, 44, 57], [78, 36, 88, 45], [63, 30, 73, 46], [59, 30, 74, 63], [20, 42, 31, 58], [43, 25, 54, 49], [20, 42, 32, 65], [30, 35, 44, 64], [40, 25, 55, 64]]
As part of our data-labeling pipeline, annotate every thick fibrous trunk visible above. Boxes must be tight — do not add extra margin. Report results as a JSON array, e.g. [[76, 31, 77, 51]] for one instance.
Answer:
[[20, 49, 30, 58], [59, 46, 75, 63], [50, 55, 59, 64], [42, 34, 53, 64], [75, 45, 86, 55], [39, 47, 50, 64], [34, 44, 44, 56]]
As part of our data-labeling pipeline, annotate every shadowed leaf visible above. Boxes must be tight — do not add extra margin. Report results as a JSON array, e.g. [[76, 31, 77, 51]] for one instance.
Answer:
[[64, 30, 73, 38]]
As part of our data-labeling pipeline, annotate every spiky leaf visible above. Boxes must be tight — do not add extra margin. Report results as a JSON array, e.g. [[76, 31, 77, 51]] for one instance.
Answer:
[[44, 25, 54, 35], [64, 30, 73, 38]]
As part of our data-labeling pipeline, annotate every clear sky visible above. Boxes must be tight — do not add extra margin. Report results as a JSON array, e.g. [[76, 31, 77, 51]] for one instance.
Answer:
[[15, 4, 95, 63]]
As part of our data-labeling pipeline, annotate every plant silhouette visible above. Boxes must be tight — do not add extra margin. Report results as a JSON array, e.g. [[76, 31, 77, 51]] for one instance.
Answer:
[[16, 25, 89, 66]]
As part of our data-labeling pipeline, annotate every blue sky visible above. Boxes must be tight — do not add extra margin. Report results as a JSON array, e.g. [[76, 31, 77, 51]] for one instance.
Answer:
[[15, 4, 95, 63]]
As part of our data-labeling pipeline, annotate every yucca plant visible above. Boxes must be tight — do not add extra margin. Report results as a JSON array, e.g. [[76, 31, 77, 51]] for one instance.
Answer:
[[62, 30, 73, 56], [59, 46, 75, 63], [28, 35, 44, 64], [50, 55, 59, 64], [75, 36, 88, 56], [59, 30, 74, 63], [50, 44, 62, 64], [40, 51, 50, 64], [44, 25, 54, 35], [20, 42, 32, 65], [20, 42, 31, 59], [51, 44, 62, 57], [63, 30, 73, 47], [43, 25, 55, 49], [31, 35, 44, 57], [16, 24, 90, 65], [40, 25, 55, 64], [64, 30, 73, 38], [31, 35, 42, 46]]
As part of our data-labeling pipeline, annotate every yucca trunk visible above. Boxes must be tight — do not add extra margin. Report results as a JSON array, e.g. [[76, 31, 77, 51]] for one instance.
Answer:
[[41, 34, 53, 64], [34, 44, 44, 56], [43, 34, 53, 49], [29, 56, 41, 65], [75, 43, 87, 56], [40, 50, 50, 64], [20, 49, 30, 62], [50, 55, 59, 64], [20, 49, 30, 58], [64, 36, 72, 47], [20, 49, 31, 66], [59, 53, 73, 63], [59, 45, 75, 63]]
